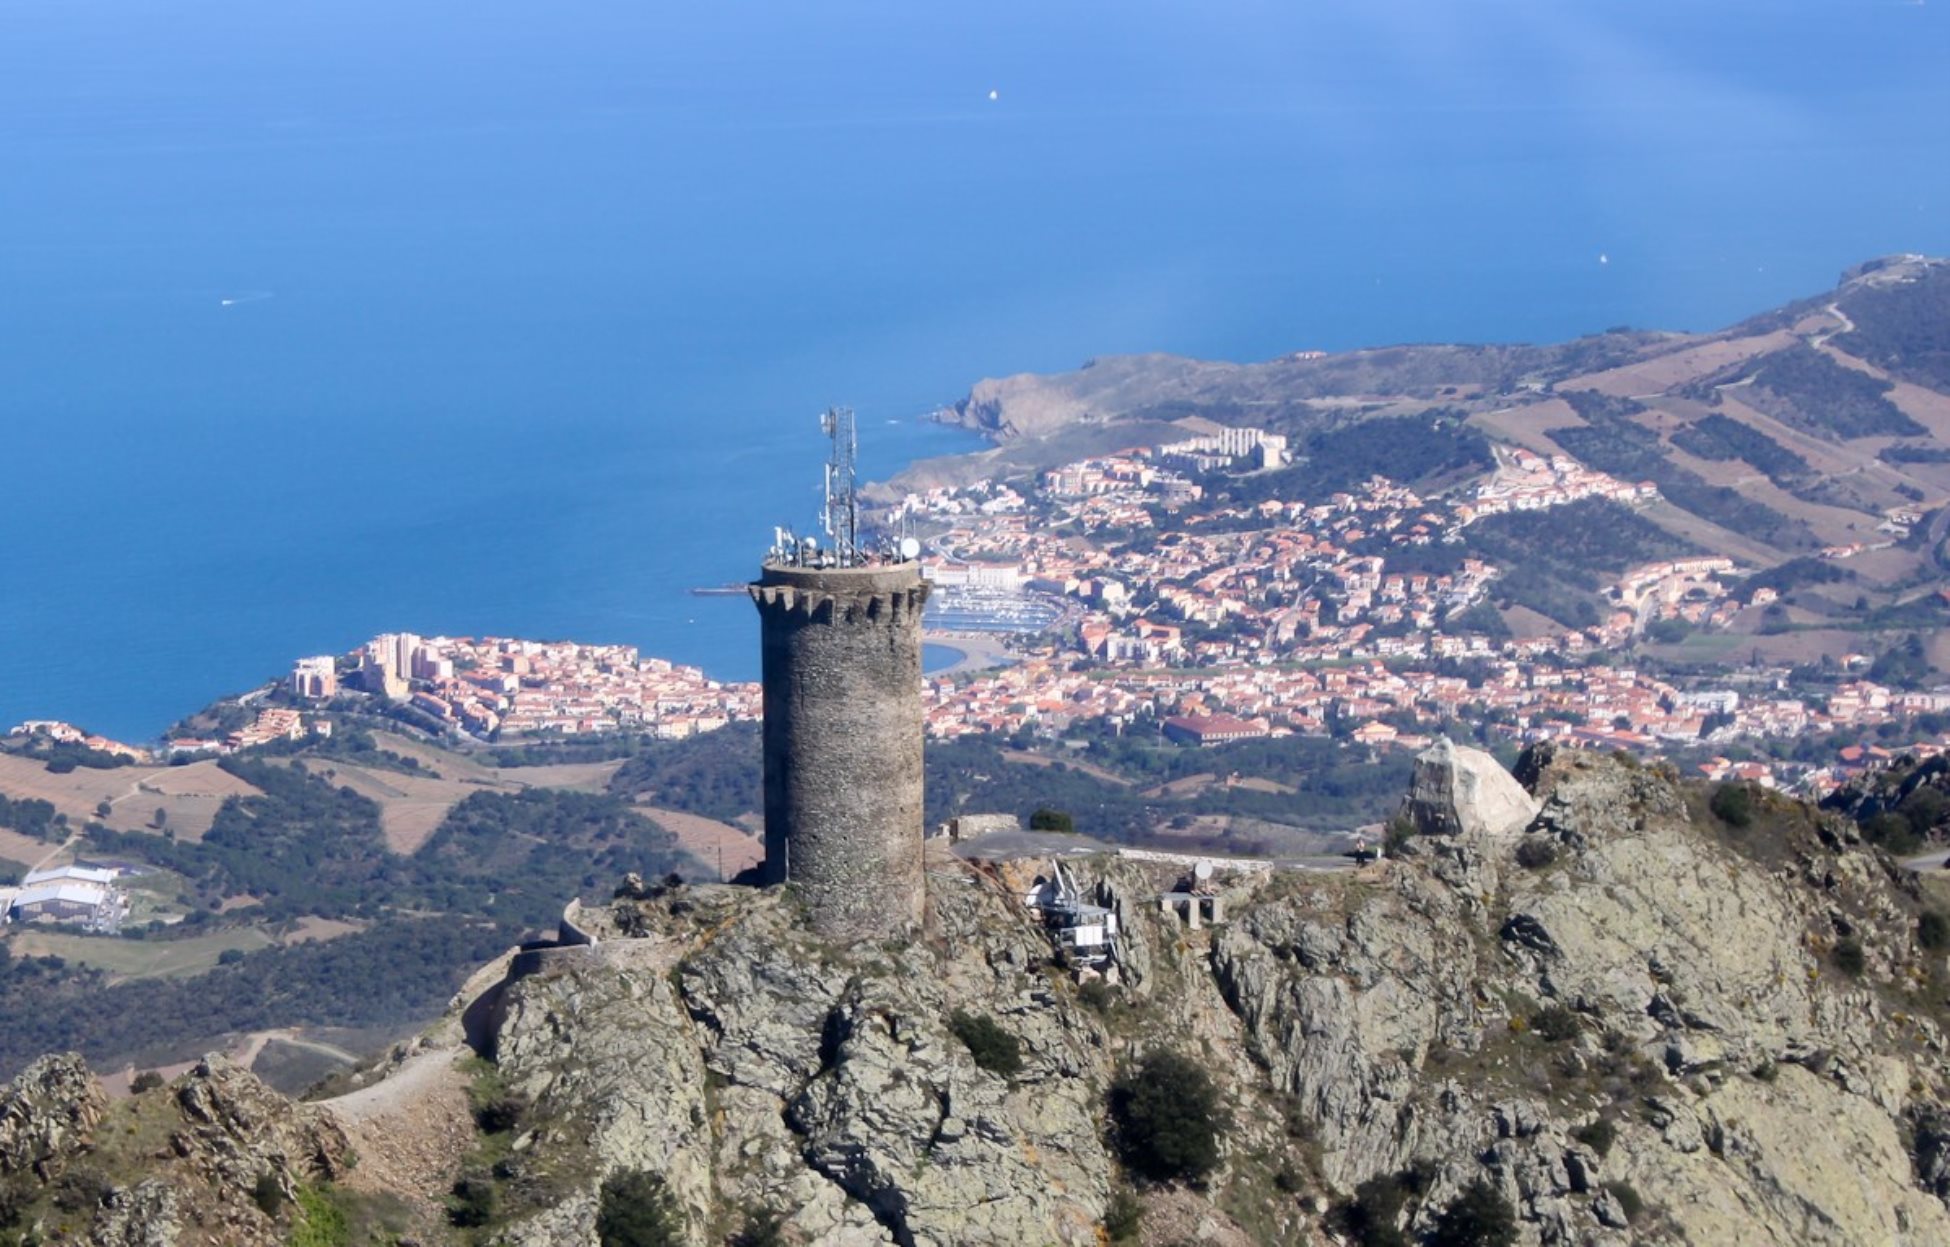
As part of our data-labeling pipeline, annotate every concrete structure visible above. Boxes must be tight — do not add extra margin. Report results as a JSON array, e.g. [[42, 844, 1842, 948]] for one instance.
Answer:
[[1158, 891, 1225, 928], [6, 865, 128, 932], [938, 812, 1020, 843], [360, 632, 422, 699], [1162, 713, 1269, 746], [290, 656, 339, 700], [750, 562, 931, 939]]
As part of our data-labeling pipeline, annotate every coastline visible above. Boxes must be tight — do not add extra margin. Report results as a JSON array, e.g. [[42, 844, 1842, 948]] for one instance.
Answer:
[[921, 630, 1019, 677]]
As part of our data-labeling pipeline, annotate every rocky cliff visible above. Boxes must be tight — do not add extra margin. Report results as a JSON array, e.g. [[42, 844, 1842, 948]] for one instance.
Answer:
[[0, 1055, 349, 1245], [4, 748, 1950, 1246]]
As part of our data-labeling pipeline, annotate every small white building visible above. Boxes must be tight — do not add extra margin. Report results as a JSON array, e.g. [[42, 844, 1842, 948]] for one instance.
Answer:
[[7, 865, 127, 933]]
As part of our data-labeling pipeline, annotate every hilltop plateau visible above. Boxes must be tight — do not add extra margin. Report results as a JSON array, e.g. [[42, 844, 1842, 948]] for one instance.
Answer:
[[2, 748, 1949, 1244]]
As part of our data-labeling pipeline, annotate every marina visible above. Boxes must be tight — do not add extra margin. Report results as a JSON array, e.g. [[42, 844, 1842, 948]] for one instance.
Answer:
[[924, 586, 1064, 634]]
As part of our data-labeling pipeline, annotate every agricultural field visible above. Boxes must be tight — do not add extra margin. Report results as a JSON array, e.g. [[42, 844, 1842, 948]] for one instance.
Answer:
[[8, 926, 275, 982]]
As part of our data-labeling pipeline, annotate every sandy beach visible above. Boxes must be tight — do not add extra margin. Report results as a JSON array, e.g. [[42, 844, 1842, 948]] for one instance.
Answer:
[[923, 631, 1020, 676]]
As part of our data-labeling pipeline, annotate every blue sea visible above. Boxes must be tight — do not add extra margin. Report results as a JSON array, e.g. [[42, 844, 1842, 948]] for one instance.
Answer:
[[4, 1, 1948, 741]]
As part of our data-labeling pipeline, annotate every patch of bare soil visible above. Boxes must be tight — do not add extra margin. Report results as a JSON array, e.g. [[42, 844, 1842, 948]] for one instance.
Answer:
[[327, 1044, 476, 1223]]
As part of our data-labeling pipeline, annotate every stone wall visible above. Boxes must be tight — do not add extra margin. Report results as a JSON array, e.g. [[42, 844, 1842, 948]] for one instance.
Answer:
[[750, 563, 931, 939]]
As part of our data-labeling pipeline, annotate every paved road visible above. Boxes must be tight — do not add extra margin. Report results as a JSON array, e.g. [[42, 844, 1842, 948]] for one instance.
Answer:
[[1903, 851, 1950, 873]]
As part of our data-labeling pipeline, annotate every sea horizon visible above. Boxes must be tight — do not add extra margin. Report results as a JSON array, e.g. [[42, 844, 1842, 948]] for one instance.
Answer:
[[5, 0, 1948, 741]]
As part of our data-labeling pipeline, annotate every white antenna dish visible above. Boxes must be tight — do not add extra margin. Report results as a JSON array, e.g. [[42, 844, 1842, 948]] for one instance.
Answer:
[[898, 536, 921, 561], [1193, 860, 1213, 882]]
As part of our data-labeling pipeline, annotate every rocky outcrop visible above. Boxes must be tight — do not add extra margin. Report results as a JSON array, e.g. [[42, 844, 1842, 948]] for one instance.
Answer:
[[0, 1053, 106, 1182], [169, 1057, 353, 1204], [0, 1055, 350, 1247], [461, 751, 1950, 1245], [487, 874, 1120, 1246], [1213, 747, 1950, 1245], [1401, 737, 1540, 839], [4, 751, 1948, 1246]]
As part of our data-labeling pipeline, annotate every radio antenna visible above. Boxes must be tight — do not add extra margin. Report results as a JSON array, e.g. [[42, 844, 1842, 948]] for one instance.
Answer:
[[820, 406, 860, 566]]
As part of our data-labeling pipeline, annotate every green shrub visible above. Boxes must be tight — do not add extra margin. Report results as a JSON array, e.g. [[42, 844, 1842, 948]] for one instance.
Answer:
[[473, 1092, 527, 1135], [291, 1186, 351, 1247], [1384, 816, 1416, 858], [1109, 1050, 1229, 1184], [1514, 838, 1558, 870], [129, 1070, 165, 1094], [597, 1169, 685, 1247], [1920, 909, 1950, 952], [447, 1176, 496, 1229], [731, 1209, 786, 1247], [1077, 978, 1116, 1013], [1103, 1188, 1143, 1242], [1334, 1163, 1434, 1247], [1865, 812, 1922, 855], [948, 1010, 1024, 1078], [1573, 1117, 1616, 1158], [1530, 1005, 1581, 1043], [1028, 807, 1075, 833], [1832, 937, 1867, 977], [1604, 1180, 1644, 1223], [1427, 1178, 1518, 1247], [252, 1172, 286, 1217], [1710, 783, 1754, 828]]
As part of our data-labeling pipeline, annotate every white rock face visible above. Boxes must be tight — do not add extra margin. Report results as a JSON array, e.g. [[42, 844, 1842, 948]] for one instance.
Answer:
[[1402, 737, 1540, 839]]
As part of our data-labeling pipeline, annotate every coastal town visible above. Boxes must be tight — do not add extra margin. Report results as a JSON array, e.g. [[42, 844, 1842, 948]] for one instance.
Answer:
[[886, 431, 1950, 796], [9, 427, 1945, 806]]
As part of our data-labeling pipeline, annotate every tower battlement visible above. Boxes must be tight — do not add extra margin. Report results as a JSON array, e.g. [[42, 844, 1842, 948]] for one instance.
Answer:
[[750, 417, 931, 939], [749, 565, 930, 627]]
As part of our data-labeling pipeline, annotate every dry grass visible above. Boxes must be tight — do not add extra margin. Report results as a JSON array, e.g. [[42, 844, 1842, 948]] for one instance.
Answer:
[[635, 805, 761, 881], [10, 926, 275, 982], [293, 738, 625, 854], [1561, 330, 1796, 398], [1231, 776, 1296, 795], [1817, 341, 1950, 442], [489, 760, 624, 793], [1835, 547, 1925, 589], [1001, 749, 1133, 787], [1499, 604, 1566, 640], [362, 732, 502, 784], [0, 753, 139, 818], [0, 827, 51, 868], [279, 915, 368, 945], [1467, 398, 1585, 455], [0, 754, 260, 843], [1143, 773, 1217, 799], [275, 759, 483, 855], [1636, 499, 1786, 568]]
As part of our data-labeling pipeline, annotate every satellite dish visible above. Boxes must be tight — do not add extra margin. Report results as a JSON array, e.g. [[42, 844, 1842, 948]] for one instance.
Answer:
[[899, 537, 921, 561], [1193, 861, 1213, 882]]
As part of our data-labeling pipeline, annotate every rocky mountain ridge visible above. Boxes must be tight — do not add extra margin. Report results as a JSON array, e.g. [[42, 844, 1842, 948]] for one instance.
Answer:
[[1, 746, 1947, 1244]]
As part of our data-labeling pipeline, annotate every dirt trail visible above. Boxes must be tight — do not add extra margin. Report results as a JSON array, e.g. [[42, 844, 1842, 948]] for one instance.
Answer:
[[326, 1043, 476, 1211]]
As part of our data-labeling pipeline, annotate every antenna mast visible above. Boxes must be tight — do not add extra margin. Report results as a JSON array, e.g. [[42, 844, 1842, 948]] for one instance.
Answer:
[[821, 406, 860, 566]]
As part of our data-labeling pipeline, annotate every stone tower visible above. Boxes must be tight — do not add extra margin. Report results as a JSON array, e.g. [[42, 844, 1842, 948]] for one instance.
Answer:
[[749, 561, 931, 939]]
